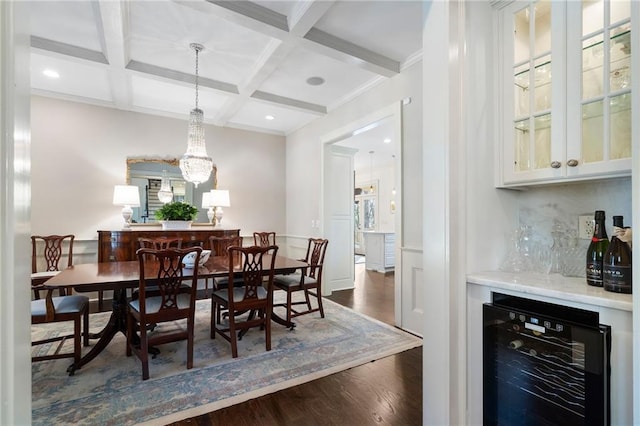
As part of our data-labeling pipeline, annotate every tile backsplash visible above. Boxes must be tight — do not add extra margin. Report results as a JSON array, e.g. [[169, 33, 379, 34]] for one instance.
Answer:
[[517, 177, 632, 248]]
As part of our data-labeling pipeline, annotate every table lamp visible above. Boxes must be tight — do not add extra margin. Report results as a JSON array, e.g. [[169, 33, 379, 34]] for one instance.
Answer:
[[209, 189, 230, 227], [113, 185, 140, 228], [201, 191, 215, 223]]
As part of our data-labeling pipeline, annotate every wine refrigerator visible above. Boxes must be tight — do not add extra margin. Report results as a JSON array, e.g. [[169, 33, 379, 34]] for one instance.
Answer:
[[483, 293, 611, 425]]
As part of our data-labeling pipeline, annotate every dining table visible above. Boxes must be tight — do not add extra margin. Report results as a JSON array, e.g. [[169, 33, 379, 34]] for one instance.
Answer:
[[44, 254, 309, 375]]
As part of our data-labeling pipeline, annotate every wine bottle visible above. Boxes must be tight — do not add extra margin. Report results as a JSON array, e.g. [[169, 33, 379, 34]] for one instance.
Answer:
[[586, 210, 609, 287], [603, 216, 632, 294]]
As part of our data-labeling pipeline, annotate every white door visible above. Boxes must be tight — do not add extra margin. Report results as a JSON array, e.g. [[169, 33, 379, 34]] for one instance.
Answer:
[[323, 145, 357, 293]]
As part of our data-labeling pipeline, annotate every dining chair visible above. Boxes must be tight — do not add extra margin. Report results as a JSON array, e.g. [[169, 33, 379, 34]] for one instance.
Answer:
[[138, 236, 183, 253], [253, 231, 276, 247], [31, 234, 75, 299], [273, 238, 328, 327], [211, 245, 278, 358], [31, 284, 90, 373], [126, 246, 201, 380], [208, 235, 244, 296]]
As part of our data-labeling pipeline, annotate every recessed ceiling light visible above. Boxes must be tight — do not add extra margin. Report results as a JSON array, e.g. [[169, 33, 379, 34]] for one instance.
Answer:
[[43, 69, 60, 79], [383, 138, 392, 144], [306, 76, 325, 86], [265, 115, 275, 120]]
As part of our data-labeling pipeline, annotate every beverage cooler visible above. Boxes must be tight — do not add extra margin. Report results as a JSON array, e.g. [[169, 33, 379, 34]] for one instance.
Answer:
[[483, 293, 611, 425]]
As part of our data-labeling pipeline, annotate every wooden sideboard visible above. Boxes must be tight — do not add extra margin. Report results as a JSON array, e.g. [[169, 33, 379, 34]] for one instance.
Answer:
[[97, 228, 241, 262]]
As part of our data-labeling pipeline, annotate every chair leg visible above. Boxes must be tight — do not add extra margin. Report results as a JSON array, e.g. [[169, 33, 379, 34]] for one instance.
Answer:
[[286, 290, 293, 325], [210, 298, 216, 339], [229, 312, 238, 358], [82, 307, 90, 346], [126, 313, 133, 357], [73, 316, 82, 368], [187, 316, 194, 370], [265, 310, 271, 351], [139, 321, 149, 380], [304, 289, 312, 311], [98, 290, 104, 311], [315, 287, 325, 318]]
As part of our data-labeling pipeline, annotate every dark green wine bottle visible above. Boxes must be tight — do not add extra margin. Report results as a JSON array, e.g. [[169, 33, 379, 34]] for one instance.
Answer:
[[603, 216, 632, 294], [586, 210, 609, 287]]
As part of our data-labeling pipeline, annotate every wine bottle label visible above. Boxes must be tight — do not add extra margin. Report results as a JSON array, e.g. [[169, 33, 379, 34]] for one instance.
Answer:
[[603, 265, 632, 293], [586, 261, 604, 286]]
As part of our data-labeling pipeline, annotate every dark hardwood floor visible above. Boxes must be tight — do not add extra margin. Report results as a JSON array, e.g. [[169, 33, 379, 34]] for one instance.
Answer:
[[168, 263, 423, 425]]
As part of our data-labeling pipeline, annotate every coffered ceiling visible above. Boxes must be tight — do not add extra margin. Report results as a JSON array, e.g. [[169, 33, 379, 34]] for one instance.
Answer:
[[29, 0, 424, 140]]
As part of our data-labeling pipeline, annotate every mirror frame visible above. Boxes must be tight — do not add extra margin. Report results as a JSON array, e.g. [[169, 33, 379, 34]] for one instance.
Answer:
[[126, 156, 218, 188]]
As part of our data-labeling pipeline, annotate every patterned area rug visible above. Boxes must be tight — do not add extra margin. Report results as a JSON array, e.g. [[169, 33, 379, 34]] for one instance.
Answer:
[[32, 295, 422, 425]]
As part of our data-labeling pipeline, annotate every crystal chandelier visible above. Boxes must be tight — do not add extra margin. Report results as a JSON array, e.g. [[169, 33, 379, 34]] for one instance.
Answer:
[[157, 170, 173, 204], [180, 43, 213, 187]]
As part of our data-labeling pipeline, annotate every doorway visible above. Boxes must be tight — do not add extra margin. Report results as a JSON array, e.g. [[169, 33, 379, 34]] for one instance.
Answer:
[[321, 102, 403, 327]]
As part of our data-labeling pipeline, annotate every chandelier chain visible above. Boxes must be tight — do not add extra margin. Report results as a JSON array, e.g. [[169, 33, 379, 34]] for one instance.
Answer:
[[194, 45, 200, 109]]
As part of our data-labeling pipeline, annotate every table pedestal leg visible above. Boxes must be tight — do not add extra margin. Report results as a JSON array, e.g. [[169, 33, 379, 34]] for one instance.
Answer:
[[67, 288, 128, 374]]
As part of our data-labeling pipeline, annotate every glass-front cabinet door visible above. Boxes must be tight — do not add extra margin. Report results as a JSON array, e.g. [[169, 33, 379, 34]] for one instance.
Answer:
[[566, 0, 632, 178], [497, 0, 632, 186], [501, 0, 564, 184]]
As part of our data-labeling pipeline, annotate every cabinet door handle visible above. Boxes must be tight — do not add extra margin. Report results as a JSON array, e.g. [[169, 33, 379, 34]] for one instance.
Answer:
[[550, 161, 562, 169], [567, 159, 579, 167]]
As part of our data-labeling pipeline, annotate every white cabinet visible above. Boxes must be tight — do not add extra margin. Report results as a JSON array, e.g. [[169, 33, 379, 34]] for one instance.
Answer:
[[364, 232, 395, 273], [496, 0, 632, 187]]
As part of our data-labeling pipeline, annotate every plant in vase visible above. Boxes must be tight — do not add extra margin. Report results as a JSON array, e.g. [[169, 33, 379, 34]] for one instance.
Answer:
[[155, 201, 198, 230]]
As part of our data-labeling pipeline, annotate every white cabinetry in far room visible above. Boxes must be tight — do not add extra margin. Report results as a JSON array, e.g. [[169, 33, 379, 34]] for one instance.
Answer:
[[364, 232, 395, 273], [495, 1, 632, 187]]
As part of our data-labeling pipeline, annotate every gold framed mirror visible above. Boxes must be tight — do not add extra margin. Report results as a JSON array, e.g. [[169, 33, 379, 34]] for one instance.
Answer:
[[125, 156, 217, 223]]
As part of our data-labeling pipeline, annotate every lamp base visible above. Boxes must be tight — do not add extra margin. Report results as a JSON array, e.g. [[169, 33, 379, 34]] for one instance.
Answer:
[[121, 205, 133, 229], [214, 206, 224, 227]]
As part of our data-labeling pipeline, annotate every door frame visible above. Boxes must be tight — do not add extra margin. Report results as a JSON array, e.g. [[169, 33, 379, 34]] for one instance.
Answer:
[[320, 102, 403, 326]]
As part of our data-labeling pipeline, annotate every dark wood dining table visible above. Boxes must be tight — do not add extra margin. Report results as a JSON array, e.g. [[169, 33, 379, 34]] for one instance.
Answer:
[[44, 255, 308, 374]]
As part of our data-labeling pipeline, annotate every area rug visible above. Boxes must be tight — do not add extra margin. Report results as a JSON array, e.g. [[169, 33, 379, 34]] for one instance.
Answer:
[[32, 294, 422, 425]]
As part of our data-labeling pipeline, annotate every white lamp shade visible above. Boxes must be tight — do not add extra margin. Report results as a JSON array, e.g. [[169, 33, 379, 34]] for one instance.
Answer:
[[209, 189, 230, 207], [113, 185, 141, 207], [201, 191, 213, 208]]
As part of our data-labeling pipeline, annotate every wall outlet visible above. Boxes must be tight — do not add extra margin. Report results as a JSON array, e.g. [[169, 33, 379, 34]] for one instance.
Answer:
[[578, 215, 594, 239]]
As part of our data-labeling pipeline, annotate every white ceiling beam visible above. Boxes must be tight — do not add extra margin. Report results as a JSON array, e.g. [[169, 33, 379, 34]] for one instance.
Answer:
[[251, 90, 326, 114], [288, 0, 335, 36], [211, 39, 291, 126], [211, 1, 332, 126], [303, 28, 399, 77], [125, 60, 239, 94], [206, 0, 288, 31], [96, 0, 131, 107], [30, 36, 108, 64], [174, 0, 286, 38], [178, 0, 398, 77]]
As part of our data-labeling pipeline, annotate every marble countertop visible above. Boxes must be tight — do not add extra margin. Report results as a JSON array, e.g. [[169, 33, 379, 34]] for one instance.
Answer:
[[467, 270, 632, 312]]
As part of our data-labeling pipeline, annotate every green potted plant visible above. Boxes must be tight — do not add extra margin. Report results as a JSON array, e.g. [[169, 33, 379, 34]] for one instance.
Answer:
[[155, 201, 199, 230]]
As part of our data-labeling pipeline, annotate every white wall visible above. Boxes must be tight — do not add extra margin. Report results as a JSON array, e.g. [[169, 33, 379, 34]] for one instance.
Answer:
[[31, 96, 286, 243], [285, 61, 422, 248]]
